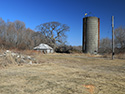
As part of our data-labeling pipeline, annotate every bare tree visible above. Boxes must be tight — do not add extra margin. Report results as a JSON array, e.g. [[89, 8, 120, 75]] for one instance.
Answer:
[[99, 38, 112, 53], [0, 19, 69, 50], [99, 27, 125, 54], [115, 27, 125, 49], [36, 22, 70, 49], [0, 18, 8, 48], [6, 22, 17, 47], [14, 20, 26, 31]]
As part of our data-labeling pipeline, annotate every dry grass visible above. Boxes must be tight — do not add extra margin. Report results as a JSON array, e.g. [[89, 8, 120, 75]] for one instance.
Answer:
[[0, 52, 125, 94], [101, 53, 125, 59], [0, 54, 17, 68], [116, 53, 125, 59]]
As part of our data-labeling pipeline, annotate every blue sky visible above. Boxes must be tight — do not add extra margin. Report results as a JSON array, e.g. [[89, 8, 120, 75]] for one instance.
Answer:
[[0, 0, 125, 46]]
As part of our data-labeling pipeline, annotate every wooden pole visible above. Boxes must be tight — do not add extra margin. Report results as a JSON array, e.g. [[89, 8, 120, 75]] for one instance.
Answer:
[[112, 16, 114, 60]]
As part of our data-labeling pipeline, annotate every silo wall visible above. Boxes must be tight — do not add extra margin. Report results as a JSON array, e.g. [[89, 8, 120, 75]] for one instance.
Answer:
[[82, 17, 100, 54]]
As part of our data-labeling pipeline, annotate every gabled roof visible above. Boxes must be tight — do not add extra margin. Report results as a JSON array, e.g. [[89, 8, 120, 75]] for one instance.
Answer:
[[34, 43, 53, 50]]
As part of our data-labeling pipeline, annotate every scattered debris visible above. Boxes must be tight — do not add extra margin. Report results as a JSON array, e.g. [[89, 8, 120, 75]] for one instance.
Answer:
[[0, 50, 38, 68]]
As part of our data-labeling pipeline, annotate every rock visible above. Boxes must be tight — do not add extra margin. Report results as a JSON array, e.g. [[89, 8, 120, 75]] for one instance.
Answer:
[[6, 50, 11, 53], [17, 55, 20, 58], [27, 56, 31, 60], [29, 61, 32, 64], [0, 55, 3, 57], [11, 53, 17, 56], [20, 55, 25, 59]]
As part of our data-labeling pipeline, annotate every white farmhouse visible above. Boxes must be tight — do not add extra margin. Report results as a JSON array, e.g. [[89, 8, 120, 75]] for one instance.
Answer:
[[34, 43, 54, 53]]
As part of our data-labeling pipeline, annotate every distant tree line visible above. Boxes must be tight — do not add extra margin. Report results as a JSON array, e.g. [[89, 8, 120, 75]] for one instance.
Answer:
[[0, 17, 124, 54], [0, 18, 69, 50], [99, 26, 125, 54]]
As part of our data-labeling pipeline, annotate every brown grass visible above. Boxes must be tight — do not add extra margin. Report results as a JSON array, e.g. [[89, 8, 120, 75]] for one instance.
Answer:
[[116, 53, 125, 59], [0, 51, 125, 94], [101, 53, 125, 59], [0, 54, 18, 68]]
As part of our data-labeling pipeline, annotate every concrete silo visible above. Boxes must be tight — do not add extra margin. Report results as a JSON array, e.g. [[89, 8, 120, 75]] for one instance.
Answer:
[[82, 17, 100, 54]]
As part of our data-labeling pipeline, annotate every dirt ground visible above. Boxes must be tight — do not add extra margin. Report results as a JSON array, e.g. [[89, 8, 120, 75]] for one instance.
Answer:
[[0, 54, 125, 94]]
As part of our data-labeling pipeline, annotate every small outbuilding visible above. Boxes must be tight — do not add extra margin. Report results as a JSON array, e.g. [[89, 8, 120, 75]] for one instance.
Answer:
[[34, 43, 54, 54]]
